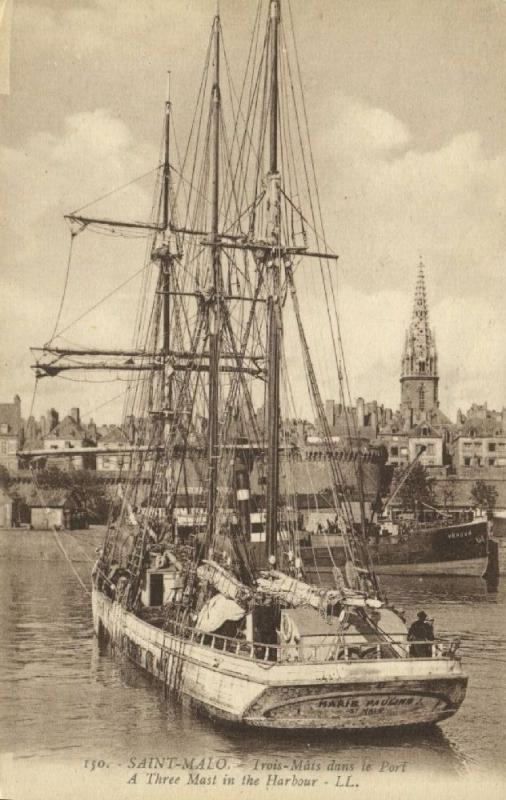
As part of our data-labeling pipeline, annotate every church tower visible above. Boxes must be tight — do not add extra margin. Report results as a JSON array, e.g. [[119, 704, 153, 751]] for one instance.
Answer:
[[400, 262, 439, 421]]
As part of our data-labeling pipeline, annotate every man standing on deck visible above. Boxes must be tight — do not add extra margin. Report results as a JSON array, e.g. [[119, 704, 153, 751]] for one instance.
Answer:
[[408, 611, 434, 657]]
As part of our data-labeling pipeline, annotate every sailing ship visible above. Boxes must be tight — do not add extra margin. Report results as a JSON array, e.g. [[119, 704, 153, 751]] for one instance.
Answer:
[[30, 1, 468, 730]]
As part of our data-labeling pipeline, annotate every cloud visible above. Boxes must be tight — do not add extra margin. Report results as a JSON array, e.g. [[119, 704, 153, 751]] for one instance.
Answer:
[[289, 93, 506, 417], [316, 100, 506, 305], [2, 56, 505, 424], [284, 276, 506, 422], [326, 94, 411, 158], [0, 108, 157, 421]]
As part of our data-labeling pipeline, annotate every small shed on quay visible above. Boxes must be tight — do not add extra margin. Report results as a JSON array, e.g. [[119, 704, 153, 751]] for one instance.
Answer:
[[29, 492, 88, 530]]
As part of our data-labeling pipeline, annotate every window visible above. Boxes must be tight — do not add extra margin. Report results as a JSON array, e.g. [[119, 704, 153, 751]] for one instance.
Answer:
[[390, 447, 399, 456], [489, 458, 496, 466], [0, 423, 8, 434], [464, 457, 471, 466], [0, 440, 7, 454], [488, 443, 496, 452]]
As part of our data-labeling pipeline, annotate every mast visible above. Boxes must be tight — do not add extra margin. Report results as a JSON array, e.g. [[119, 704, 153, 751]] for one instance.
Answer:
[[265, 0, 281, 562], [162, 73, 172, 408], [163, 71, 171, 233], [206, 14, 221, 548]]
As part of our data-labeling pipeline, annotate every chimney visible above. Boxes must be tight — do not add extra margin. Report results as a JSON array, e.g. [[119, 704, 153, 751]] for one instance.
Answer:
[[47, 408, 59, 433], [356, 397, 365, 429]]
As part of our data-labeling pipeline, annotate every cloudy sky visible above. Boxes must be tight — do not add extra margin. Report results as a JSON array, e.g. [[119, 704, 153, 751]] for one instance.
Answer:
[[1, 0, 505, 425]]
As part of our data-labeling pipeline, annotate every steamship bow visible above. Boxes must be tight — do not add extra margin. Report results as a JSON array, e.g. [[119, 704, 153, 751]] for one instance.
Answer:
[[32, 1, 467, 730]]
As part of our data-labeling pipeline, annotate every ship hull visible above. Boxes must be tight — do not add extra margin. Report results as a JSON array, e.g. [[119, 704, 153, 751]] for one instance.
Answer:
[[92, 588, 467, 730], [301, 518, 488, 580]]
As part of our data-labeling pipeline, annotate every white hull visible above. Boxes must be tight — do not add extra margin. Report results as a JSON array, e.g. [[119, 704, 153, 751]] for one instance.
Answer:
[[92, 588, 467, 730]]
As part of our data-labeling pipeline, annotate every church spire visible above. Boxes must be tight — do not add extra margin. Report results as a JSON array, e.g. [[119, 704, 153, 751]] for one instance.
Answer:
[[400, 261, 439, 419], [410, 261, 432, 354]]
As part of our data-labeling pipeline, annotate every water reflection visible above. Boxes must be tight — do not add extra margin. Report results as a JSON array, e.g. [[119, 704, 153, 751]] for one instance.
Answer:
[[1, 561, 505, 779]]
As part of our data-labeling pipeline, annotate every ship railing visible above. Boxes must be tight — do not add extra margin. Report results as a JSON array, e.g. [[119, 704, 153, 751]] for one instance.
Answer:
[[162, 617, 459, 664]]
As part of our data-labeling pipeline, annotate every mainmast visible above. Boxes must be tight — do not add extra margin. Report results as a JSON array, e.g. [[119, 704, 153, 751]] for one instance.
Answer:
[[206, 14, 222, 548], [265, 0, 281, 562]]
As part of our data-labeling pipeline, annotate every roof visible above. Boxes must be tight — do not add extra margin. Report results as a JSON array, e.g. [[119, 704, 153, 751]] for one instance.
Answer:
[[27, 488, 81, 508], [22, 436, 44, 451], [45, 415, 89, 442], [409, 422, 442, 439], [29, 498, 68, 508], [456, 416, 504, 438], [97, 425, 130, 445]]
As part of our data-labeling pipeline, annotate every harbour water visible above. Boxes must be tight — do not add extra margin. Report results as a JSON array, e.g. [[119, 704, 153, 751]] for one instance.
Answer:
[[1, 545, 505, 799]]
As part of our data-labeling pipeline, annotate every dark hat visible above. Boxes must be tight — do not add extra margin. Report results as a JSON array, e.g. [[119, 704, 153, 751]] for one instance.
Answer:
[[417, 611, 428, 620]]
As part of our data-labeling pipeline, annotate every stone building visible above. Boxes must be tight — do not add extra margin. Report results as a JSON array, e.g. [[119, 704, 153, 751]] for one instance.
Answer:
[[96, 425, 132, 472], [42, 408, 95, 470], [0, 395, 23, 471], [452, 411, 506, 470]]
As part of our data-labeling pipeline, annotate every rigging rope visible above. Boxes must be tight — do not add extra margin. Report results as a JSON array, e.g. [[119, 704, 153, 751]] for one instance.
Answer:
[[28, 466, 91, 596], [45, 231, 78, 346]]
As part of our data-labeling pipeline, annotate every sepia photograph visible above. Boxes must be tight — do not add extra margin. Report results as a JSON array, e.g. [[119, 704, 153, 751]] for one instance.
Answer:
[[1, 1, 505, 798]]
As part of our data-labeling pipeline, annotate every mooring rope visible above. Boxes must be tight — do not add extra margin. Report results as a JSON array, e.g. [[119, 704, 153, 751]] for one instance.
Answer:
[[51, 529, 91, 596], [29, 467, 91, 596]]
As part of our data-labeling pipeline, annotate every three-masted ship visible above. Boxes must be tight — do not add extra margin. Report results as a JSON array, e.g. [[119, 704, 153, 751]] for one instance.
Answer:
[[31, 1, 467, 729]]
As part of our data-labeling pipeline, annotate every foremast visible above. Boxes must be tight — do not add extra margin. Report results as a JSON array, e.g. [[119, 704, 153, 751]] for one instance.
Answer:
[[206, 14, 222, 551]]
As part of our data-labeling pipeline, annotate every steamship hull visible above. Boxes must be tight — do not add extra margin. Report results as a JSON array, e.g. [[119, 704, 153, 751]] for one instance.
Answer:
[[92, 587, 466, 730], [301, 517, 488, 581]]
